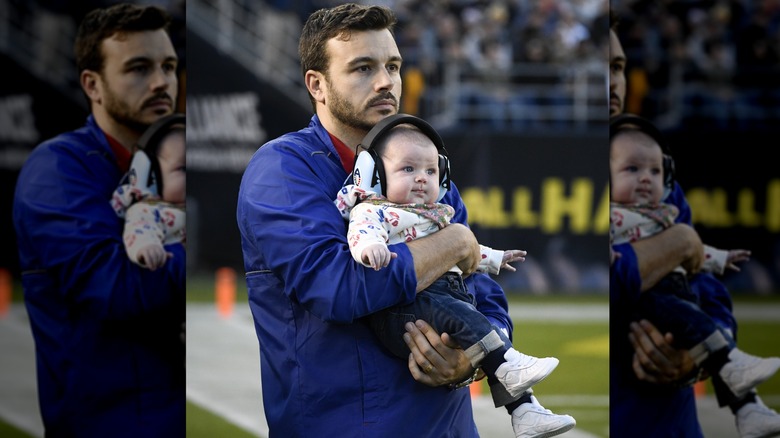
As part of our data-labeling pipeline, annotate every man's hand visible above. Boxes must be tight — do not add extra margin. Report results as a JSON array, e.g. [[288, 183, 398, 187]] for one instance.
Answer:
[[403, 319, 474, 387], [634, 223, 704, 291], [449, 224, 481, 277], [407, 223, 481, 291], [674, 224, 705, 275], [629, 319, 696, 384]]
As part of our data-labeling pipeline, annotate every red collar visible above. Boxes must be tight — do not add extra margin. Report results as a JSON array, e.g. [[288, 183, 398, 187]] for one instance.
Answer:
[[104, 132, 132, 174], [328, 132, 355, 174]]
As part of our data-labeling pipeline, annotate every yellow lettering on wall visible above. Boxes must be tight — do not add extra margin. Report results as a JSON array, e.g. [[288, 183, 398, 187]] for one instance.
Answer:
[[511, 187, 538, 227], [540, 178, 593, 234], [593, 184, 611, 234], [736, 188, 762, 227], [687, 188, 734, 227], [767, 180, 780, 232], [462, 181, 609, 234], [461, 187, 510, 227]]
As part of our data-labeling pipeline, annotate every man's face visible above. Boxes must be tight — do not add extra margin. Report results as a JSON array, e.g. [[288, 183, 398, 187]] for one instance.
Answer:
[[321, 29, 402, 132], [97, 29, 178, 131], [609, 29, 626, 117]]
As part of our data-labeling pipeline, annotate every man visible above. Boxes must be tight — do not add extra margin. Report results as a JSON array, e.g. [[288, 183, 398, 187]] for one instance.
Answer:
[[610, 11, 780, 437], [13, 4, 185, 437], [236, 4, 573, 437]]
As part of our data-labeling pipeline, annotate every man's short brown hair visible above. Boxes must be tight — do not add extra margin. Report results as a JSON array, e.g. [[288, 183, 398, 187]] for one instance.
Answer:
[[75, 3, 171, 75]]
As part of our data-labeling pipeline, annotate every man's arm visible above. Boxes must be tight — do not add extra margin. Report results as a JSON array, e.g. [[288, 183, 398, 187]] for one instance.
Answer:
[[613, 223, 703, 384], [13, 142, 185, 321], [632, 223, 704, 291], [406, 223, 480, 292]]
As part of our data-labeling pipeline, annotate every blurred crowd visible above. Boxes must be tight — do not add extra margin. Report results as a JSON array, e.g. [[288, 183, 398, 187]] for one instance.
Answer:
[[2, 0, 185, 108], [266, 0, 609, 131], [612, 0, 780, 131]]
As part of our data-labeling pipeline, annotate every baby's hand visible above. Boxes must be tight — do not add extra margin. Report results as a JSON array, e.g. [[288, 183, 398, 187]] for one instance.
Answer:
[[137, 244, 172, 271], [500, 249, 527, 272], [361, 244, 397, 271], [725, 249, 751, 272]]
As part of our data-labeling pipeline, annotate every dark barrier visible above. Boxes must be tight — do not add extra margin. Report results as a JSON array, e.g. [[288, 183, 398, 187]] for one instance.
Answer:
[[666, 130, 780, 293], [442, 130, 609, 293], [185, 26, 310, 275], [0, 54, 88, 275], [188, 127, 610, 294]]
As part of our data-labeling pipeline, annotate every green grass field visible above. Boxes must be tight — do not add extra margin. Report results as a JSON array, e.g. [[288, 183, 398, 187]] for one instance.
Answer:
[[186, 273, 610, 438], [4, 274, 779, 438]]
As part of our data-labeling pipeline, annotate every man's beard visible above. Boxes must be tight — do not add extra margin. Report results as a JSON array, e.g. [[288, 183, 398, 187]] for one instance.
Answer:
[[101, 79, 172, 134], [327, 80, 396, 132]]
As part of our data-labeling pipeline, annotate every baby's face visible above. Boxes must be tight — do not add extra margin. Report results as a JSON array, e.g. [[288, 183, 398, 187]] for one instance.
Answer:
[[158, 129, 185, 204], [381, 130, 440, 204], [610, 130, 664, 205]]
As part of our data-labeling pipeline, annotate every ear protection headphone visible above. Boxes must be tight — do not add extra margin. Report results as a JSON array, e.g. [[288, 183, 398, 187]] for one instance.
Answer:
[[129, 112, 186, 197], [352, 113, 451, 202], [609, 113, 675, 191]]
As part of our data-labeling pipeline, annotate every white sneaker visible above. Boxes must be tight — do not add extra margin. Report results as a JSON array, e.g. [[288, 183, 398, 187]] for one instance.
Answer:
[[495, 349, 559, 398], [736, 396, 780, 438], [719, 349, 780, 399], [512, 395, 576, 438]]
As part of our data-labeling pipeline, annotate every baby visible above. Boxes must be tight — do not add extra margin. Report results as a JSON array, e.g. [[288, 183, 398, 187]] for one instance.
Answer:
[[610, 122, 780, 405], [334, 119, 575, 438], [111, 114, 186, 270]]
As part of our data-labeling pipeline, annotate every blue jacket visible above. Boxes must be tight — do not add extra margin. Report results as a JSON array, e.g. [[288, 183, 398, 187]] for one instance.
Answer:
[[665, 183, 736, 336], [610, 243, 704, 437], [237, 115, 513, 438], [610, 181, 714, 438], [13, 116, 185, 437]]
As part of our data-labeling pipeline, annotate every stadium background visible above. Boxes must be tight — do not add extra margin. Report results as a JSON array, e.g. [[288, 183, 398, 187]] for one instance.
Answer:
[[613, 0, 780, 294], [0, 0, 779, 437], [186, 0, 610, 294]]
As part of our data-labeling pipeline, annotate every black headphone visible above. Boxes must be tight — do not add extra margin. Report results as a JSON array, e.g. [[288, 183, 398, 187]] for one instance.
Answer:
[[609, 113, 675, 191], [130, 113, 186, 196], [352, 113, 451, 201]]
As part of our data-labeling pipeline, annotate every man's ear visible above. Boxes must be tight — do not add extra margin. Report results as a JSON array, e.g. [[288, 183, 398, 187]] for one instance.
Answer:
[[304, 70, 326, 104], [80, 70, 101, 105]]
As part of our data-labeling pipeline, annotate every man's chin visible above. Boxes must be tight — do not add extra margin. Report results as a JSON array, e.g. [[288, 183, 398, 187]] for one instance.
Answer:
[[370, 106, 398, 118]]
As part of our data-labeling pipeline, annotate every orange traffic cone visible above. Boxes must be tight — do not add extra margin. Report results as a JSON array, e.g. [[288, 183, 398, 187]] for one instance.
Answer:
[[694, 380, 707, 398], [0, 268, 11, 318], [470, 378, 483, 398], [215, 267, 236, 318]]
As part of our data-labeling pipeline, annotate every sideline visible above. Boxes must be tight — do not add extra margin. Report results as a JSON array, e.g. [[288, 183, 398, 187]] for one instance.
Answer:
[[3, 300, 779, 438]]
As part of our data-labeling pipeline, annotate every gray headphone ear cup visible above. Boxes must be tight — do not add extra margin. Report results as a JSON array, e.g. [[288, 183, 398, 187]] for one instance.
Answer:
[[353, 150, 383, 195], [437, 154, 450, 201], [128, 149, 157, 195], [663, 154, 675, 189]]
